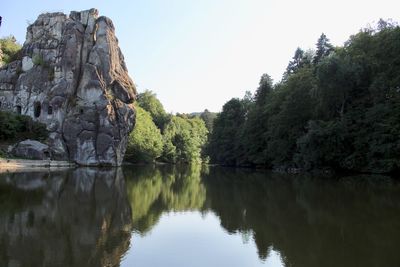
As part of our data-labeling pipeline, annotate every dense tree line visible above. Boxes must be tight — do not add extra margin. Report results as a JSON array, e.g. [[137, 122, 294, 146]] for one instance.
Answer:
[[127, 90, 208, 163], [208, 20, 400, 173]]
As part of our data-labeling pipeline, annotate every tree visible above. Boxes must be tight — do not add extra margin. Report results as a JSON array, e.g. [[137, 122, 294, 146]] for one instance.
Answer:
[[313, 33, 334, 64], [0, 44, 3, 64], [315, 52, 362, 119], [254, 73, 273, 106], [126, 106, 163, 163], [206, 22, 400, 173], [137, 90, 170, 130], [377, 18, 398, 31], [283, 47, 314, 80], [207, 98, 249, 165], [239, 74, 274, 166], [162, 116, 208, 163], [264, 68, 316, 167], [0, 35, 21, 64], [200, 109, 217, 133], [295, 120, 349, 170]]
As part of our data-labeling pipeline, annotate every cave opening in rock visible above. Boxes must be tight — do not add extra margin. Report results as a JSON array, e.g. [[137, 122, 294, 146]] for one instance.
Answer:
[[34, 102, 41, 118], [16, 105, 22, 114], [48, 105, 53, 115]]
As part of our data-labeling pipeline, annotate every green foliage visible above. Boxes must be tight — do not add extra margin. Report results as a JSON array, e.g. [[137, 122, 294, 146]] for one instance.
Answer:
[[137, 90, 170, 130], [129, 91, 209, 164], [199, 109, 217, 133], [207, 98, 249, 165], [313, 33, 334, 64], [284, 48, 313, 78], [0, 111, 48, 141], [126, 106, 163, 163], [162, 115, 208, 163], [125, 164, 206, 234], [0, 36, 22, 64], [254, 73, 273, 105], [207, 21, 400, 173], [295, 120, 349, 170], [315, 52, 363, 119], [32, 54, 46, 66]]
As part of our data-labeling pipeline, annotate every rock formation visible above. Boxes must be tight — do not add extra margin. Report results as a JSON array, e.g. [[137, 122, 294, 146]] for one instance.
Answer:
[[11, 139, 51, 160], [0, 9, 136, 166]]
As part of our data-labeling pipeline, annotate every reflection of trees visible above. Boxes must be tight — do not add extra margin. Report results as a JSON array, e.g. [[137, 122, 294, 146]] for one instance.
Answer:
[[125, 166, 164, 234], [6, 165, 393, 267], [125, 164, 206, 234], [0, 168, 132, 267], [203, 168, 400, 267]]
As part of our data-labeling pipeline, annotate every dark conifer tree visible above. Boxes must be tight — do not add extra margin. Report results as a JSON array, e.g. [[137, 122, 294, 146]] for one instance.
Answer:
[[313, 33, 334, 64]]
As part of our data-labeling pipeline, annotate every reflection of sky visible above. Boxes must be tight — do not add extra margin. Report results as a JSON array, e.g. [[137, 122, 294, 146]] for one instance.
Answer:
[[122, 211, 284, 267]]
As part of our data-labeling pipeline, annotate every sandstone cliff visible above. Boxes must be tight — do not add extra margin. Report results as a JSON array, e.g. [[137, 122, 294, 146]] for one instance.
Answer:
[[0, 9, 136, 166]]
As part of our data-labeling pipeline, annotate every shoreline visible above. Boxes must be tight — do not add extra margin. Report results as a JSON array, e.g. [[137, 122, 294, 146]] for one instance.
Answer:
[[0, 159, 75, 172]]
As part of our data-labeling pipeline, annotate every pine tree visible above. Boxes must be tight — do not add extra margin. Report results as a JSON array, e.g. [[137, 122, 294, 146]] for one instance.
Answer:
[[313, 33, 334, 64], [254, 73, 273, 106]]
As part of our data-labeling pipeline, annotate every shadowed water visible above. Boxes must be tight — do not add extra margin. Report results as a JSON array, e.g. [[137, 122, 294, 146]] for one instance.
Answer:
[[0, 165, 399, 267]]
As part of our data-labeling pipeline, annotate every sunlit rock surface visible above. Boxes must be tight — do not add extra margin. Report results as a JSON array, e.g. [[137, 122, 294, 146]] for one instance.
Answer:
[[0, 9, 136, 166]]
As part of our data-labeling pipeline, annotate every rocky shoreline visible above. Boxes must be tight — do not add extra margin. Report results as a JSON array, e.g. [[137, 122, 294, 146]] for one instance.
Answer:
[[0, 158, 75, 171]]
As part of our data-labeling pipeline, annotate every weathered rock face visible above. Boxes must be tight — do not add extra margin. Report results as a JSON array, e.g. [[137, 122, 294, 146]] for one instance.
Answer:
[[0, 9, 136, 166]]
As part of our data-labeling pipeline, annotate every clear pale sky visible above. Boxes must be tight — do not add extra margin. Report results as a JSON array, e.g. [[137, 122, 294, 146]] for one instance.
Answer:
[[1, 0, 399, 113]]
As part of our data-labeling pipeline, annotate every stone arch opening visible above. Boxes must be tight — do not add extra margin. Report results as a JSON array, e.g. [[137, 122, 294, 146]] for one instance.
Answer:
[[34, 102, 41, 118], [48, 105, 53, 115]]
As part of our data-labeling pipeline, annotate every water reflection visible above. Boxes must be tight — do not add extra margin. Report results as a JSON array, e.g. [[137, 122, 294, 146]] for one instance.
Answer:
[[125, 165, 400, 267], [202, 169, 400, 267], [0, 168, 132, 267], [1, 166, 400, 267], [124, 164, 206, 234]]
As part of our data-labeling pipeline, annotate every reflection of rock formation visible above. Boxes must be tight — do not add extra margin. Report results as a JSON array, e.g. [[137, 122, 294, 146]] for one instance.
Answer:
[[203, 169, 400, 267], [124, 164, 206, 234], [0, 168, 132, 267]]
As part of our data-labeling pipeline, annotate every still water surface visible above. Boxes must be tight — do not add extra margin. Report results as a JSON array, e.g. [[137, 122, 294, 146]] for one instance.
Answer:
[[0, 165, 399, 267]]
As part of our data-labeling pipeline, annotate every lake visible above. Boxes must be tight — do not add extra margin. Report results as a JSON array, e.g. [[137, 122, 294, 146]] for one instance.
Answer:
[[0, 165, 399, 267]]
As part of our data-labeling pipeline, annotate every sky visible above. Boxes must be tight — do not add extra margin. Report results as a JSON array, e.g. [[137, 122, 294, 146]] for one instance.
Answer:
[[1, 0, 399, 113]]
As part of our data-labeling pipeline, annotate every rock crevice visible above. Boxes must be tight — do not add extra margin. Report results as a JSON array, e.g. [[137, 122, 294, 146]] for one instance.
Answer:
[[0, 9, 136, 166]]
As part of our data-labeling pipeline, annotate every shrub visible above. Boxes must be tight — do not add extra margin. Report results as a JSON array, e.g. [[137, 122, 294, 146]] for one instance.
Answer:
[[0, 111, 48, 141], [32, 54, 45, 66], [0, 36, 22, 64]]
